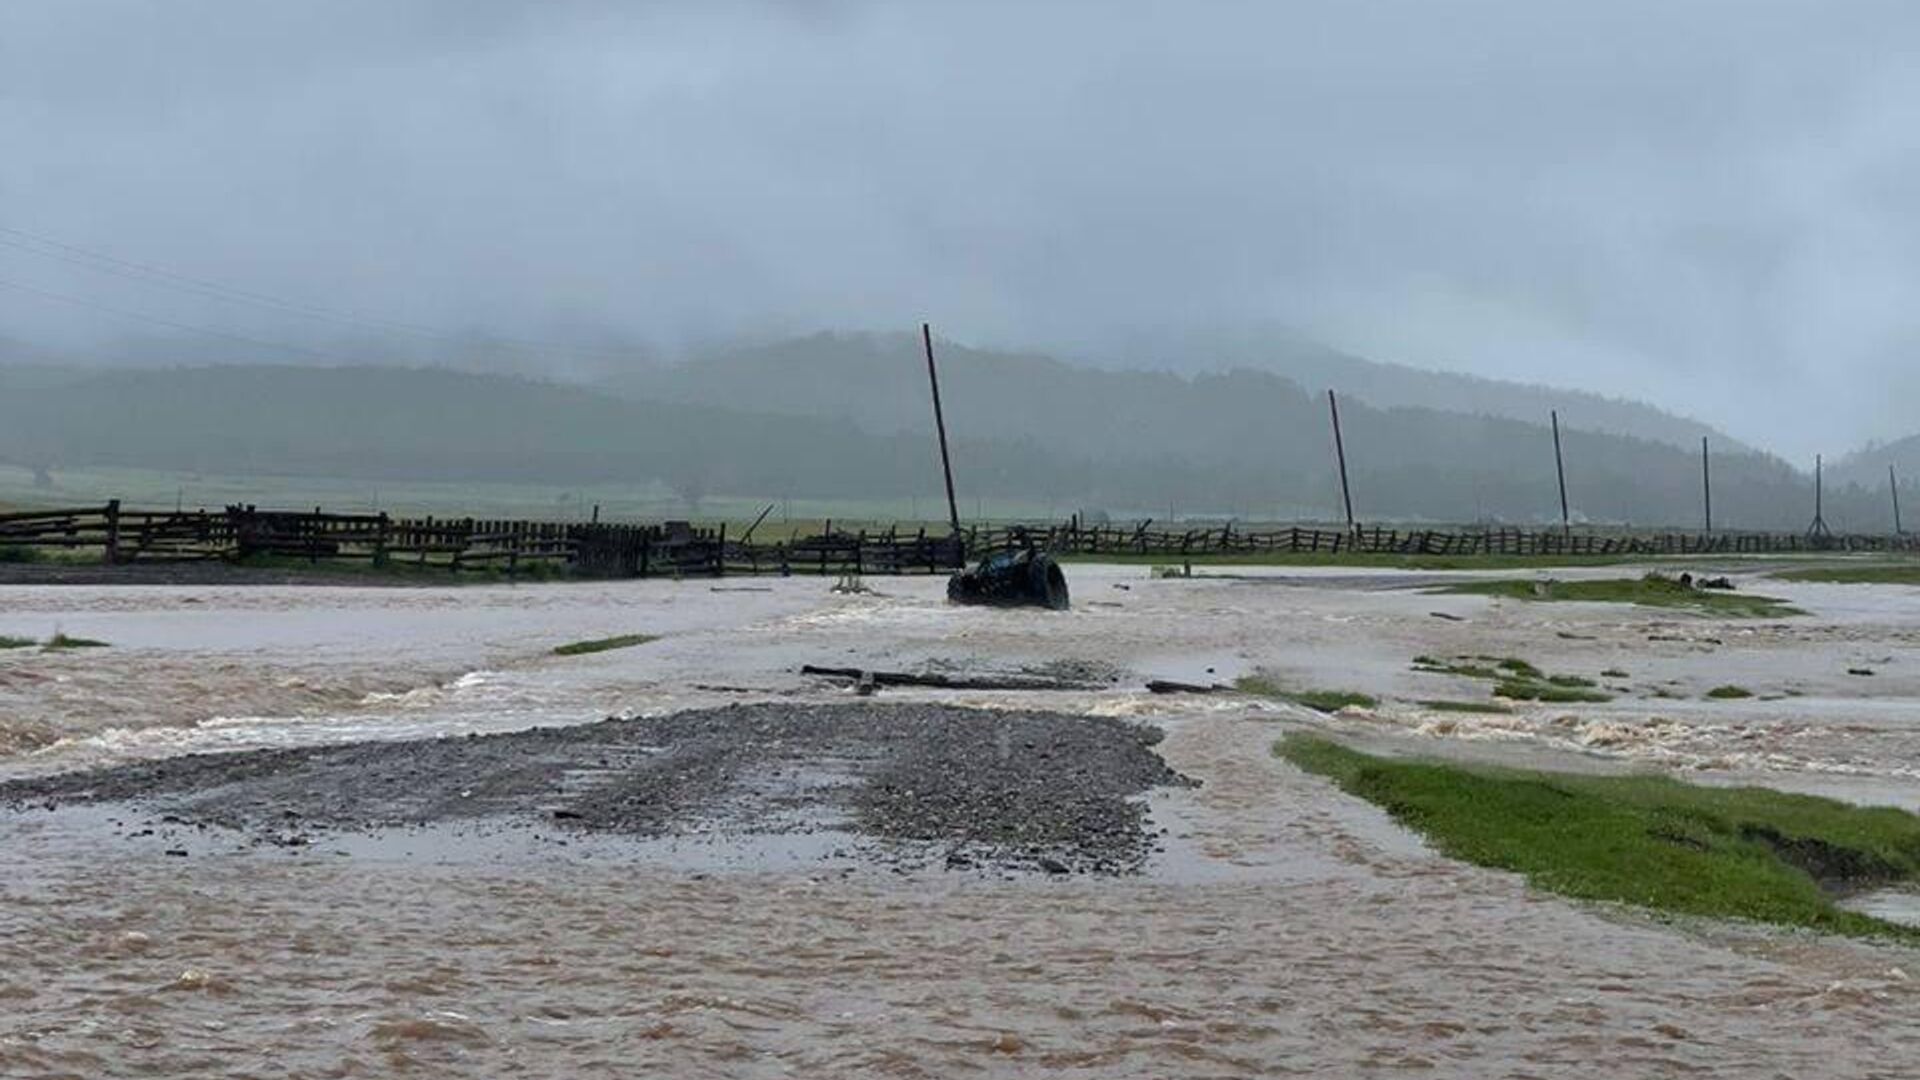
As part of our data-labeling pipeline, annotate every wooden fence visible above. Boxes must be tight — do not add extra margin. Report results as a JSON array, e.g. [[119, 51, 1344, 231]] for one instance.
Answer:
[[971, 520, 1920, 559], [0, 503, 964, 577], [2, 503, 1916, 577]]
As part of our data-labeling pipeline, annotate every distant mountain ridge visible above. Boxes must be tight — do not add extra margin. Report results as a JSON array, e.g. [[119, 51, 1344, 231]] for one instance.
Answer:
[[604, 330, 1749, 465], [1831, 437, 1920, 495], [0, 334, 1905, 529], [1055, 326, 1750, 455]]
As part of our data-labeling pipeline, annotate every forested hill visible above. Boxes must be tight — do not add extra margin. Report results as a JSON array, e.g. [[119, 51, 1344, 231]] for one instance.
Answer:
[[1075, 326, 1750, 454], [1831, 436, 1920, 498], [0, 361, 1891, 530], [615, 331, 1745, 456]]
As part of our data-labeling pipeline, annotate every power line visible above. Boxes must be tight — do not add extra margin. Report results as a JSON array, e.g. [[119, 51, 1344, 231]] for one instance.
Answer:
[[0, 275, 342, 362], [0, 223, 649, 362]]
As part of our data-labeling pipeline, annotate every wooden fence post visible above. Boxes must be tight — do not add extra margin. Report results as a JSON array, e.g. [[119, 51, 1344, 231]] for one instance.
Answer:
[[373, 512, 390, 566], [103, 499, 122, 564]]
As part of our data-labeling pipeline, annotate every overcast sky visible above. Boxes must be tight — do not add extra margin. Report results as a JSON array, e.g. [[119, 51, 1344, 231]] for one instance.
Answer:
[[3, 1, 1916, 462]]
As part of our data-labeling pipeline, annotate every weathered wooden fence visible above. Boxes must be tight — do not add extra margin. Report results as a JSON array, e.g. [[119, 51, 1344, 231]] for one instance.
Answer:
[[3, 503, 1917, 577], [0, 503, 965, 577], [969, 520, 1920, 558]]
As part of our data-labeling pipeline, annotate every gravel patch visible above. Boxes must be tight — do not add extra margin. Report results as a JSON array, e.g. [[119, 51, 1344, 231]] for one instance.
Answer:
[[0, 703, 1193, 874]]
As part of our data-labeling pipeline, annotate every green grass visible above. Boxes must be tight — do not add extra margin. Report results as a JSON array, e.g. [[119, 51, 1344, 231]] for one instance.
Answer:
[[1419, 699, 1513, 714], [1277, 734, 1920, 940], [0, 635, 36, 649], [1430, 574, 1802, 618], [1493, 679, 1613, 704], [552, 633, 659, 657], [1076, 551, 1659, 570], [1416, 654, 1613, 703], [43, 633, 108, 650], [230, 553, 573, 583], [1706, 685, 1755, 700], [1235, 674, 1377, 713], [1412, 655, 1502, 679], [1772, 564, 1920, 586], [0, 462, 1067, 526], [0, 546, 44, 564]]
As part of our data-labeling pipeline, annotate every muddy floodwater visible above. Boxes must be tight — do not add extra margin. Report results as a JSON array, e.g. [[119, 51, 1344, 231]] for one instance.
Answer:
[[4, 564, 1920, 1077]]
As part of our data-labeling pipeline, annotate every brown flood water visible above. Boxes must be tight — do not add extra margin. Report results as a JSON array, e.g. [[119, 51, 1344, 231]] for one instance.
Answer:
[[4, 715, 1918, 1078], [5, 570, 1920, 1076]]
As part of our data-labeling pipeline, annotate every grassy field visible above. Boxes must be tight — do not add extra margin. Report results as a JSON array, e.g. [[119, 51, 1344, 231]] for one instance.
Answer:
[[1234, 674, 1378, 712], [1069, 551, 1667, 570], [1413, 654, 1613, 703], [1278, 735, 1920, 940], [0, 463, 1066, 526], [237, 553, 571, 583], [1772, 564, 1920, 585], [1431, 574, 1802, 617]]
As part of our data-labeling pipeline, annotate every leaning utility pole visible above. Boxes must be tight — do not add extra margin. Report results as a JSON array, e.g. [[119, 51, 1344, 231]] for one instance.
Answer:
[[921, 322, 962, 537], [1892, 463, 1904, 535], [1808, 454, 1831, 541], [1551, 410, 1571, 540], [1327, 389, 1356, 534], [1701, 436, 1713, 533]]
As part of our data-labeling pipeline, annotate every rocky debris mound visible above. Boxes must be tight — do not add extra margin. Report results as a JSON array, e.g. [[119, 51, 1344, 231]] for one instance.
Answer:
[[1, 703, 1192, 875]]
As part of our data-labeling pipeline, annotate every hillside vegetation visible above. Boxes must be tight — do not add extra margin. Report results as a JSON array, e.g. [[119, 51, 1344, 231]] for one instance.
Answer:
[[0, 344, 1903, 529]]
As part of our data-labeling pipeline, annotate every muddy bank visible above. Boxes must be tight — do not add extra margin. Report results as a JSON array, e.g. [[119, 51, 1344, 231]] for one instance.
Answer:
[[0, 703, 1192, 874]]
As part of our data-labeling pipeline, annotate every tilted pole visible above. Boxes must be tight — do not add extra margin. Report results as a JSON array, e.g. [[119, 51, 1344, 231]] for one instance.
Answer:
[[1327, 389, 1356, 533], [922, 323, 962, 537], [1893, 463, 1904, 535], [1701, 436, 1713, 533], [739, 502, 775, 544], [1551, 410, 1570, 540]]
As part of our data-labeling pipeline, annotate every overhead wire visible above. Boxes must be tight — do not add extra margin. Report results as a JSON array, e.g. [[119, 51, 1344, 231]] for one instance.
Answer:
[[0, 275, 342, 362], [0, 223, 647, 363]]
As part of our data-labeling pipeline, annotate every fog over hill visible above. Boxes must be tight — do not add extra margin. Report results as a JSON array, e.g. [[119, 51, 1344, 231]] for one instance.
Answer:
[[1062, 326, 1754, 455], [1832, 436, 1920, 500], [8, 4, 1920, 464], [7, 3, 1919, 523], [614, 331, 1747, 457], [0, 357, 1900, 532]]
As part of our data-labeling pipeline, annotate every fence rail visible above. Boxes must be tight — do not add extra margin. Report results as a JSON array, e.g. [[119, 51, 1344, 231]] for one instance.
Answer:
[[2, 502, 1916, 578], [972, 520, 1920, 558], [0, 502, 967, 577]]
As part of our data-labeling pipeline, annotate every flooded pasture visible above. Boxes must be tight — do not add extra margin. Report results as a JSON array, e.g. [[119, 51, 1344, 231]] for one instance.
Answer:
[[4, 564, 1920, 1076]]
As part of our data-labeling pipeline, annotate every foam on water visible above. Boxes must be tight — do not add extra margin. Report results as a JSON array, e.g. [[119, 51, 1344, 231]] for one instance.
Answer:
[[10, 563, 1920, 791]]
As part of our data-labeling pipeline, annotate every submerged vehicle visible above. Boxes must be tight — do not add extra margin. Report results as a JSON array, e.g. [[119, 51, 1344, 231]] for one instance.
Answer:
[[946, 547, 1070, 610]]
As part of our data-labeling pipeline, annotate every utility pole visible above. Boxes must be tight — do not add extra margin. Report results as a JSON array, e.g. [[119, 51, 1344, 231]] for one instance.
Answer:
[[1551, 410, 1570, 540], [1808, 454, 1831, 541], [921, 322, 961, 537], [1701, 436, 1712, 533], [1892, 463, 1904, 535], [1327, 389, 1356, 534]]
